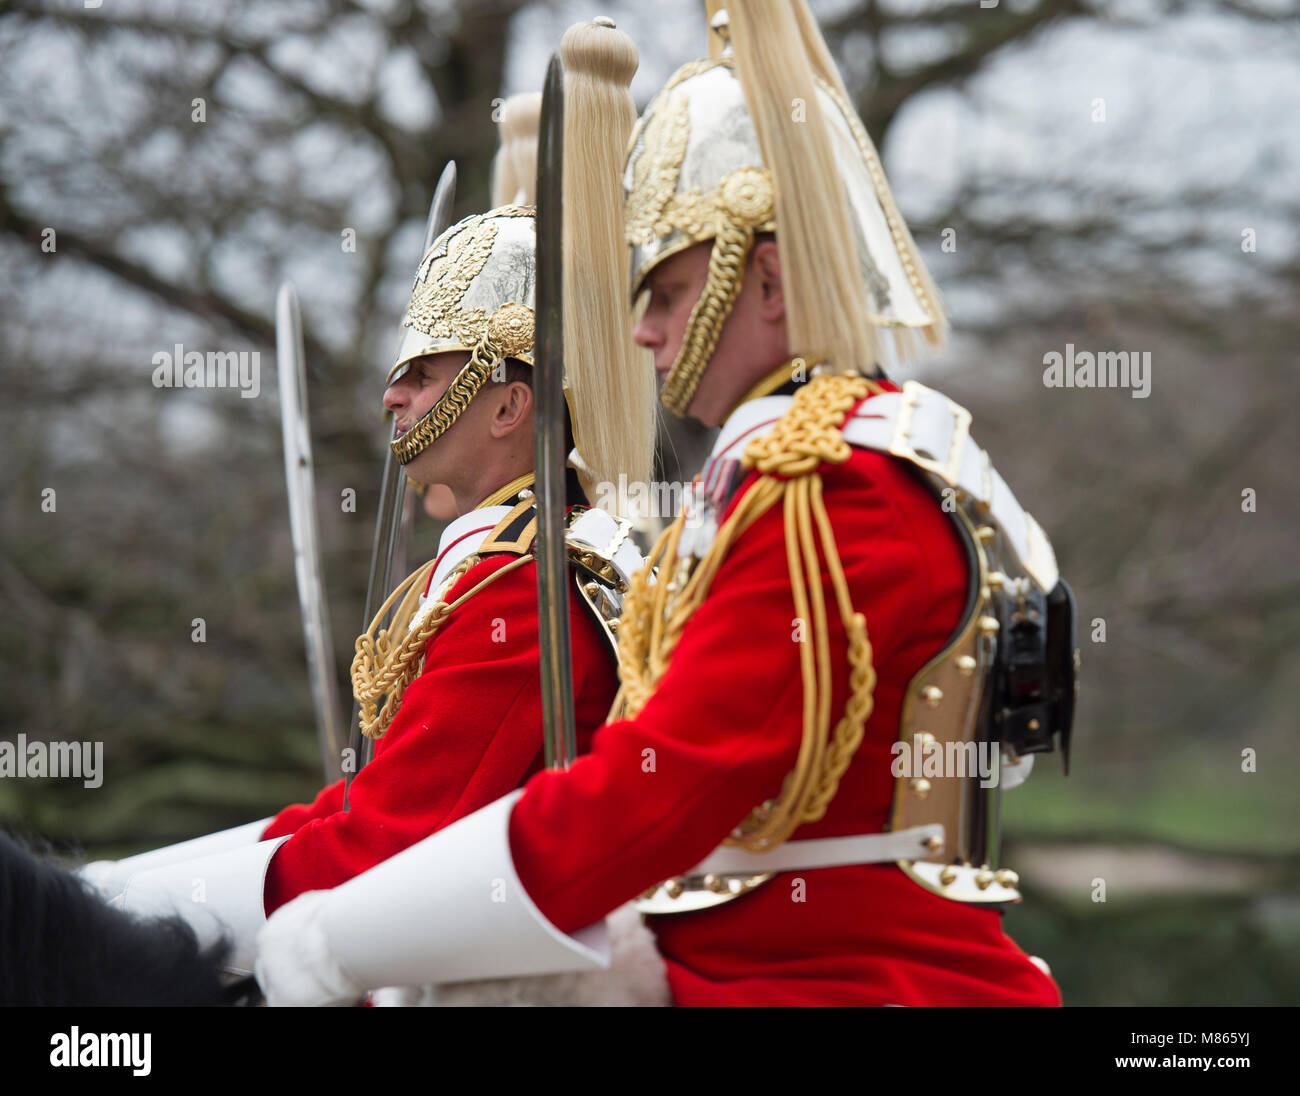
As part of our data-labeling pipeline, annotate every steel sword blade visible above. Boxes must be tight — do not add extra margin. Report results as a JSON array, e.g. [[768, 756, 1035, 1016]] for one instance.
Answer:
[[344, 161, 458, 802], [276, 281, 347, 783], [534, 55, 577, 771]]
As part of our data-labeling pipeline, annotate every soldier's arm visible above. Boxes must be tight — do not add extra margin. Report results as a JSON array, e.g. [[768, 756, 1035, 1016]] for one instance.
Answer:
[[262, 552, 611, 915], [260, 779, 346, 841], [510, 459, 928, 932], [255, 457, 944, 1001]]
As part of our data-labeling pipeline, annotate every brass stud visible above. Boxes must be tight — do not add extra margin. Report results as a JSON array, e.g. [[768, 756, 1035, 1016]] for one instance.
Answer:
[[663, 878, 684, 899], [995, 869, 1019, 889], [939, 866, 958, 886], [640, 886, 659, 901], [583, 581, 600, 597], [703, 874, 729, 895], [988, 571, 1007, 590], [910, 777, 931, 799], [921, 685, 943, 707], [978, 615, 1000, 636], [976, 525, 996, 544], [975, 869, 995, 890], [956, 655, 977, 676], [924, 834, 944, 853], [1027, 718, 1040, 731]]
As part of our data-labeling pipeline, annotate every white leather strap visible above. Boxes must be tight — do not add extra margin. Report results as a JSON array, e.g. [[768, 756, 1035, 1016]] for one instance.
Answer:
[[840, 382, 1057, 591], [119, 836, 290, 975], [689, 824, 943, 876], [323, 792, 608, 988]]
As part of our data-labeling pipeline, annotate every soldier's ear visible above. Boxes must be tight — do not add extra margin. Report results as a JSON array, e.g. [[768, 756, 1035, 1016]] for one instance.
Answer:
[[490, 379, 533, 440], [753, 240, 785, 323]]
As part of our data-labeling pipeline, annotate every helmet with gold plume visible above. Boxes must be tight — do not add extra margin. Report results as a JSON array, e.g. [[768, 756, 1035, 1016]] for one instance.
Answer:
[[387, 21, 655, 497], [624, 0, 947, 416]]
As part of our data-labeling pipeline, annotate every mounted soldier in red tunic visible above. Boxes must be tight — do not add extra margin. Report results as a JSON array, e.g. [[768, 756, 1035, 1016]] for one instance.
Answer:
[[257, 1, 1077, 1007]]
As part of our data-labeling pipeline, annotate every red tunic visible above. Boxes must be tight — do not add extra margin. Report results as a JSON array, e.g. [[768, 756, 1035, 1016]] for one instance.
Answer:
[[510, 387, 1062, 1006], [261, 553, 618, 915]]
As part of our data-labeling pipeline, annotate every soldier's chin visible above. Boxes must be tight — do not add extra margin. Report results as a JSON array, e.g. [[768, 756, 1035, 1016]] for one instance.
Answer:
[[401, 446, 445, 491]]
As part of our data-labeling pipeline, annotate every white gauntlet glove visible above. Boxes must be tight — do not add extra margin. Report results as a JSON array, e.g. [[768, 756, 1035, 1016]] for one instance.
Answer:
[[74, 817, 273, 906], [256, 891, 365, 1007]]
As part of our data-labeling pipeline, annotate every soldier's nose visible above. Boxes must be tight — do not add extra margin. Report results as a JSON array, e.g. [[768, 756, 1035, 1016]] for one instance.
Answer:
[[633, 316, 661, 351], [382, 383, 406, 412]]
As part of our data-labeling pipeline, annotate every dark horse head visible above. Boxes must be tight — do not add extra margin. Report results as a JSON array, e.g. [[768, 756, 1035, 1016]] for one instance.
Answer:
[[0, 830, 250, 1006]]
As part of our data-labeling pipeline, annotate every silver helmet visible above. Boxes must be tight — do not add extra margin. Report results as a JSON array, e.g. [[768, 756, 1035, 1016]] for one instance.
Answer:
[[388, 205, 537, 465], [623, 12, 944, 416]]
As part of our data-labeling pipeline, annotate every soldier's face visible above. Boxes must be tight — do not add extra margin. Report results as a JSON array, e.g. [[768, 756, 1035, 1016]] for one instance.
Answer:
[[633, 240, 789, 427], [384, 351, 472, 487]]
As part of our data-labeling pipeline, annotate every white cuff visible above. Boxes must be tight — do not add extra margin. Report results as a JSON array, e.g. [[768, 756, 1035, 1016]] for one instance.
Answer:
[[78, 817, 272, 903], [119, 836, 288, 975], [323, 791, 608, 990]]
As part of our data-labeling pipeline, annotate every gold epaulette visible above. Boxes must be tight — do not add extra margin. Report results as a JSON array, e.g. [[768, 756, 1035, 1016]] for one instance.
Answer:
[[349, 547, 532, 742]]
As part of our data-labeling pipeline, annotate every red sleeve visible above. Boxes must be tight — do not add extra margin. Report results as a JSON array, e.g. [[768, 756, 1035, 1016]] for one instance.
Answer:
[[260, 779, 346, 841], [264, 554, 615, 914], [510, 450, 945, 933]]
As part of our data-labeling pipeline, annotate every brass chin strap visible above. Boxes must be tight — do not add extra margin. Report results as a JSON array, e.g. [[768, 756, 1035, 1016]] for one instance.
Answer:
[[659, 221, 755, 417], [390, 342, 498, 465]]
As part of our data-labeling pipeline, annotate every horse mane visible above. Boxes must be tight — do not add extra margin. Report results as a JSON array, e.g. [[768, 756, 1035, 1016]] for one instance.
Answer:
[[0, 829, 239, 1007]]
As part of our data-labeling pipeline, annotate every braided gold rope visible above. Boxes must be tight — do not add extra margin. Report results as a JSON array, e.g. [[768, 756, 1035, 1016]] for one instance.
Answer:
[[351, 554, 534, 739], [615, 374, 879, 849], [659, 220, 755, 416]]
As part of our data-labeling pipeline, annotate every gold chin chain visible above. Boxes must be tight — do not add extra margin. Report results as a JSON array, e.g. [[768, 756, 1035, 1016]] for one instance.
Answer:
[[391, 301, 535, 466], [615, 374, 880, 851], [391, 346, 494, 465], [660, 220, 754, 416]]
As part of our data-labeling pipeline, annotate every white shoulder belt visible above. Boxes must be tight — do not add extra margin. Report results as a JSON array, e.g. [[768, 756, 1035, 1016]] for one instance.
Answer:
[[690, 824, 942, 876]]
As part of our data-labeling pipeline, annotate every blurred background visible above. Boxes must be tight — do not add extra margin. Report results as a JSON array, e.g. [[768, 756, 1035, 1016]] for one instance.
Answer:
[[1, 0, 1297, 1005]]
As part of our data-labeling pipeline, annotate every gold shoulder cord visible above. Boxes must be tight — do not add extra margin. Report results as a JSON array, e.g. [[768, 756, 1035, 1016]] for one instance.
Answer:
[[615, 373, 882, 850], [350, 553, 534, 740]]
